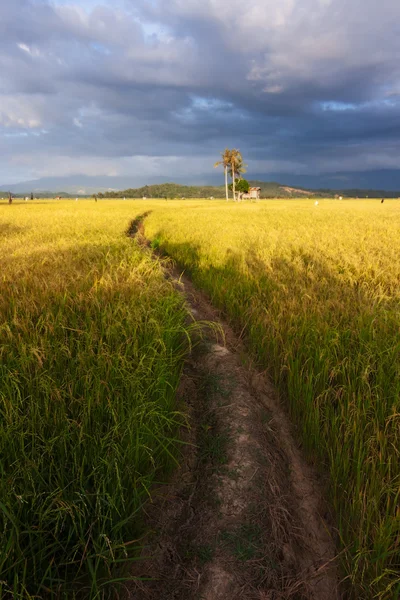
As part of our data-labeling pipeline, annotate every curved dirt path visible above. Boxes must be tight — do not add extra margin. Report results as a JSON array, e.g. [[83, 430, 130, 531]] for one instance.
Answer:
[[128, 228, 343, 600]]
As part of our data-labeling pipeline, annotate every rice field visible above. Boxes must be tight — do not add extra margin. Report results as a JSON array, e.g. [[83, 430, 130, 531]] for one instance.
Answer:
[[1, 198, 399, 599], [142, 198, 400, 599], [0, 201, 191, 598]]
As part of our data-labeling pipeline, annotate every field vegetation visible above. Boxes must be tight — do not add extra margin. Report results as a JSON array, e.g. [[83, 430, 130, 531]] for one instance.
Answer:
[[142, 198, 400, 599], [0, 201, 191, 598], [1, 198, 399, 599]]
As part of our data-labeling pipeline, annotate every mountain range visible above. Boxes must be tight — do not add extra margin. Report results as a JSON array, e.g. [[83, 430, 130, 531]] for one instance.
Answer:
[[2, 171, 400, 197]]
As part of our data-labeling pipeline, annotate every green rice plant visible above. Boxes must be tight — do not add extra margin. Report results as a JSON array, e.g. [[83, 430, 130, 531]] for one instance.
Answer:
[[0, 201, 191, 598]]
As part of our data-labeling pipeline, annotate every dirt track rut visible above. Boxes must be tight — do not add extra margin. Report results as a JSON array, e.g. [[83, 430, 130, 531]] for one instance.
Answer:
[[127, 234, 342, 600]]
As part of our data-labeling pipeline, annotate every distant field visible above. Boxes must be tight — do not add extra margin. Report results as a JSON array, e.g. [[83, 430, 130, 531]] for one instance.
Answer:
[[142, 198, 400, 599], [0, 201, 190, 598], [1, 198, 399, 599]]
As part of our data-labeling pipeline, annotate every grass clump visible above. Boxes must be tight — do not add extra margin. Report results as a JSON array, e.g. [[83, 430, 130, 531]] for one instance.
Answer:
[[221, 524, 263, 562], [0, 201, 190, 598]]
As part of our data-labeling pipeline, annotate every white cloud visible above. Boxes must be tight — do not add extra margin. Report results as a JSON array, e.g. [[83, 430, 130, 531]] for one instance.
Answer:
[[18, 43, 31, 54]]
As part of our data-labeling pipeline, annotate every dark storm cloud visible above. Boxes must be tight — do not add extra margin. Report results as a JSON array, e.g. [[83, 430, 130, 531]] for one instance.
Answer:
[[1, 0, 400, 184]]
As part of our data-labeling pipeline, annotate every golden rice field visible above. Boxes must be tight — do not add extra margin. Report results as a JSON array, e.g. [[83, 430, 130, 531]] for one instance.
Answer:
[[143, 198, 400, 599], [0, 201, 191, 598], [1, 198, 399, 599]]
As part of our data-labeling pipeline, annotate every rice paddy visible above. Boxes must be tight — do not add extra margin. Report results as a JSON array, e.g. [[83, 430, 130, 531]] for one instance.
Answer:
[[143, 198, 400, 599], [0, 201, 191, 598], [1, 198, 399, 599]]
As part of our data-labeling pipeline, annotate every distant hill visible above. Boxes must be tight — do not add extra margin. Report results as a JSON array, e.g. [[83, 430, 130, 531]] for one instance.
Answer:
[[0, 175, 227, 196], [0, 175, 127, 196], [253, 183, 400, 198], [0, 190, 73, 199], [104, 181, 400, 199], [248, 181, 316, 197], [313, 188, 400, 199], [100, 182, 226, 199], [2, 174, 400, 199], [100, 181, 320, 199]]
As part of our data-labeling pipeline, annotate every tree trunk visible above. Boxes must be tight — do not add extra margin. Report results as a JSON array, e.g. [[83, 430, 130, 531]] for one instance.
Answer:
[[232, 163, 236, 201], [225, 166, 229, 201]]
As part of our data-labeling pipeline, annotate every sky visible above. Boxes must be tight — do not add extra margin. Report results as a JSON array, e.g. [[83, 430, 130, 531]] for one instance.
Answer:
[[1, 0, 400, 189]]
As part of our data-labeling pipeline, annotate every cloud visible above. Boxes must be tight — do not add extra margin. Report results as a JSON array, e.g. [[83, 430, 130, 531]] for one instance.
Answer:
[[0, 0, 400, 185]]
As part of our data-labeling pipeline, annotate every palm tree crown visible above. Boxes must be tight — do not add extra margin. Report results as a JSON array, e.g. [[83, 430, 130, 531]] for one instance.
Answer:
[[215, 148, 247, 201], [228, 150, 247, 180]]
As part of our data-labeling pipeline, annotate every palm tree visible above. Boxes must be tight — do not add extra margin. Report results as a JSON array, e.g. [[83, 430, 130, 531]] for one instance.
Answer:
[[233, 154, 247, 180], [229, 149, 246, 201], [214, 148, 232, 201]]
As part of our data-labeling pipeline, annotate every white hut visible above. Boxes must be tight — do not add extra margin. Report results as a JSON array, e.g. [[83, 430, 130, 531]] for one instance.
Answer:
[[242, 187, 261, 200]]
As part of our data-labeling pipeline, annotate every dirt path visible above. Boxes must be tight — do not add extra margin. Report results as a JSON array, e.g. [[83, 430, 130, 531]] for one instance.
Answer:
[[127, 226, 343, 600]]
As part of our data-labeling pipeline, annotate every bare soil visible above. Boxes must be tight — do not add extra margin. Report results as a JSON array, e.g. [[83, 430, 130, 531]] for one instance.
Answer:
[[127, 225, 343, 600]]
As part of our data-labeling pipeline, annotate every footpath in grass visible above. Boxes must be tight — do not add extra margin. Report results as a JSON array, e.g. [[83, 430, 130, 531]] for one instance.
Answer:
[[127, 265, 340, 600], [143, 199, 400, 599], [0, 201, 191, 599]]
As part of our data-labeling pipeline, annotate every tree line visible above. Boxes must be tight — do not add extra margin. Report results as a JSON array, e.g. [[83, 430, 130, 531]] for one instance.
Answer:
[[99, 183, 227, 199]]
